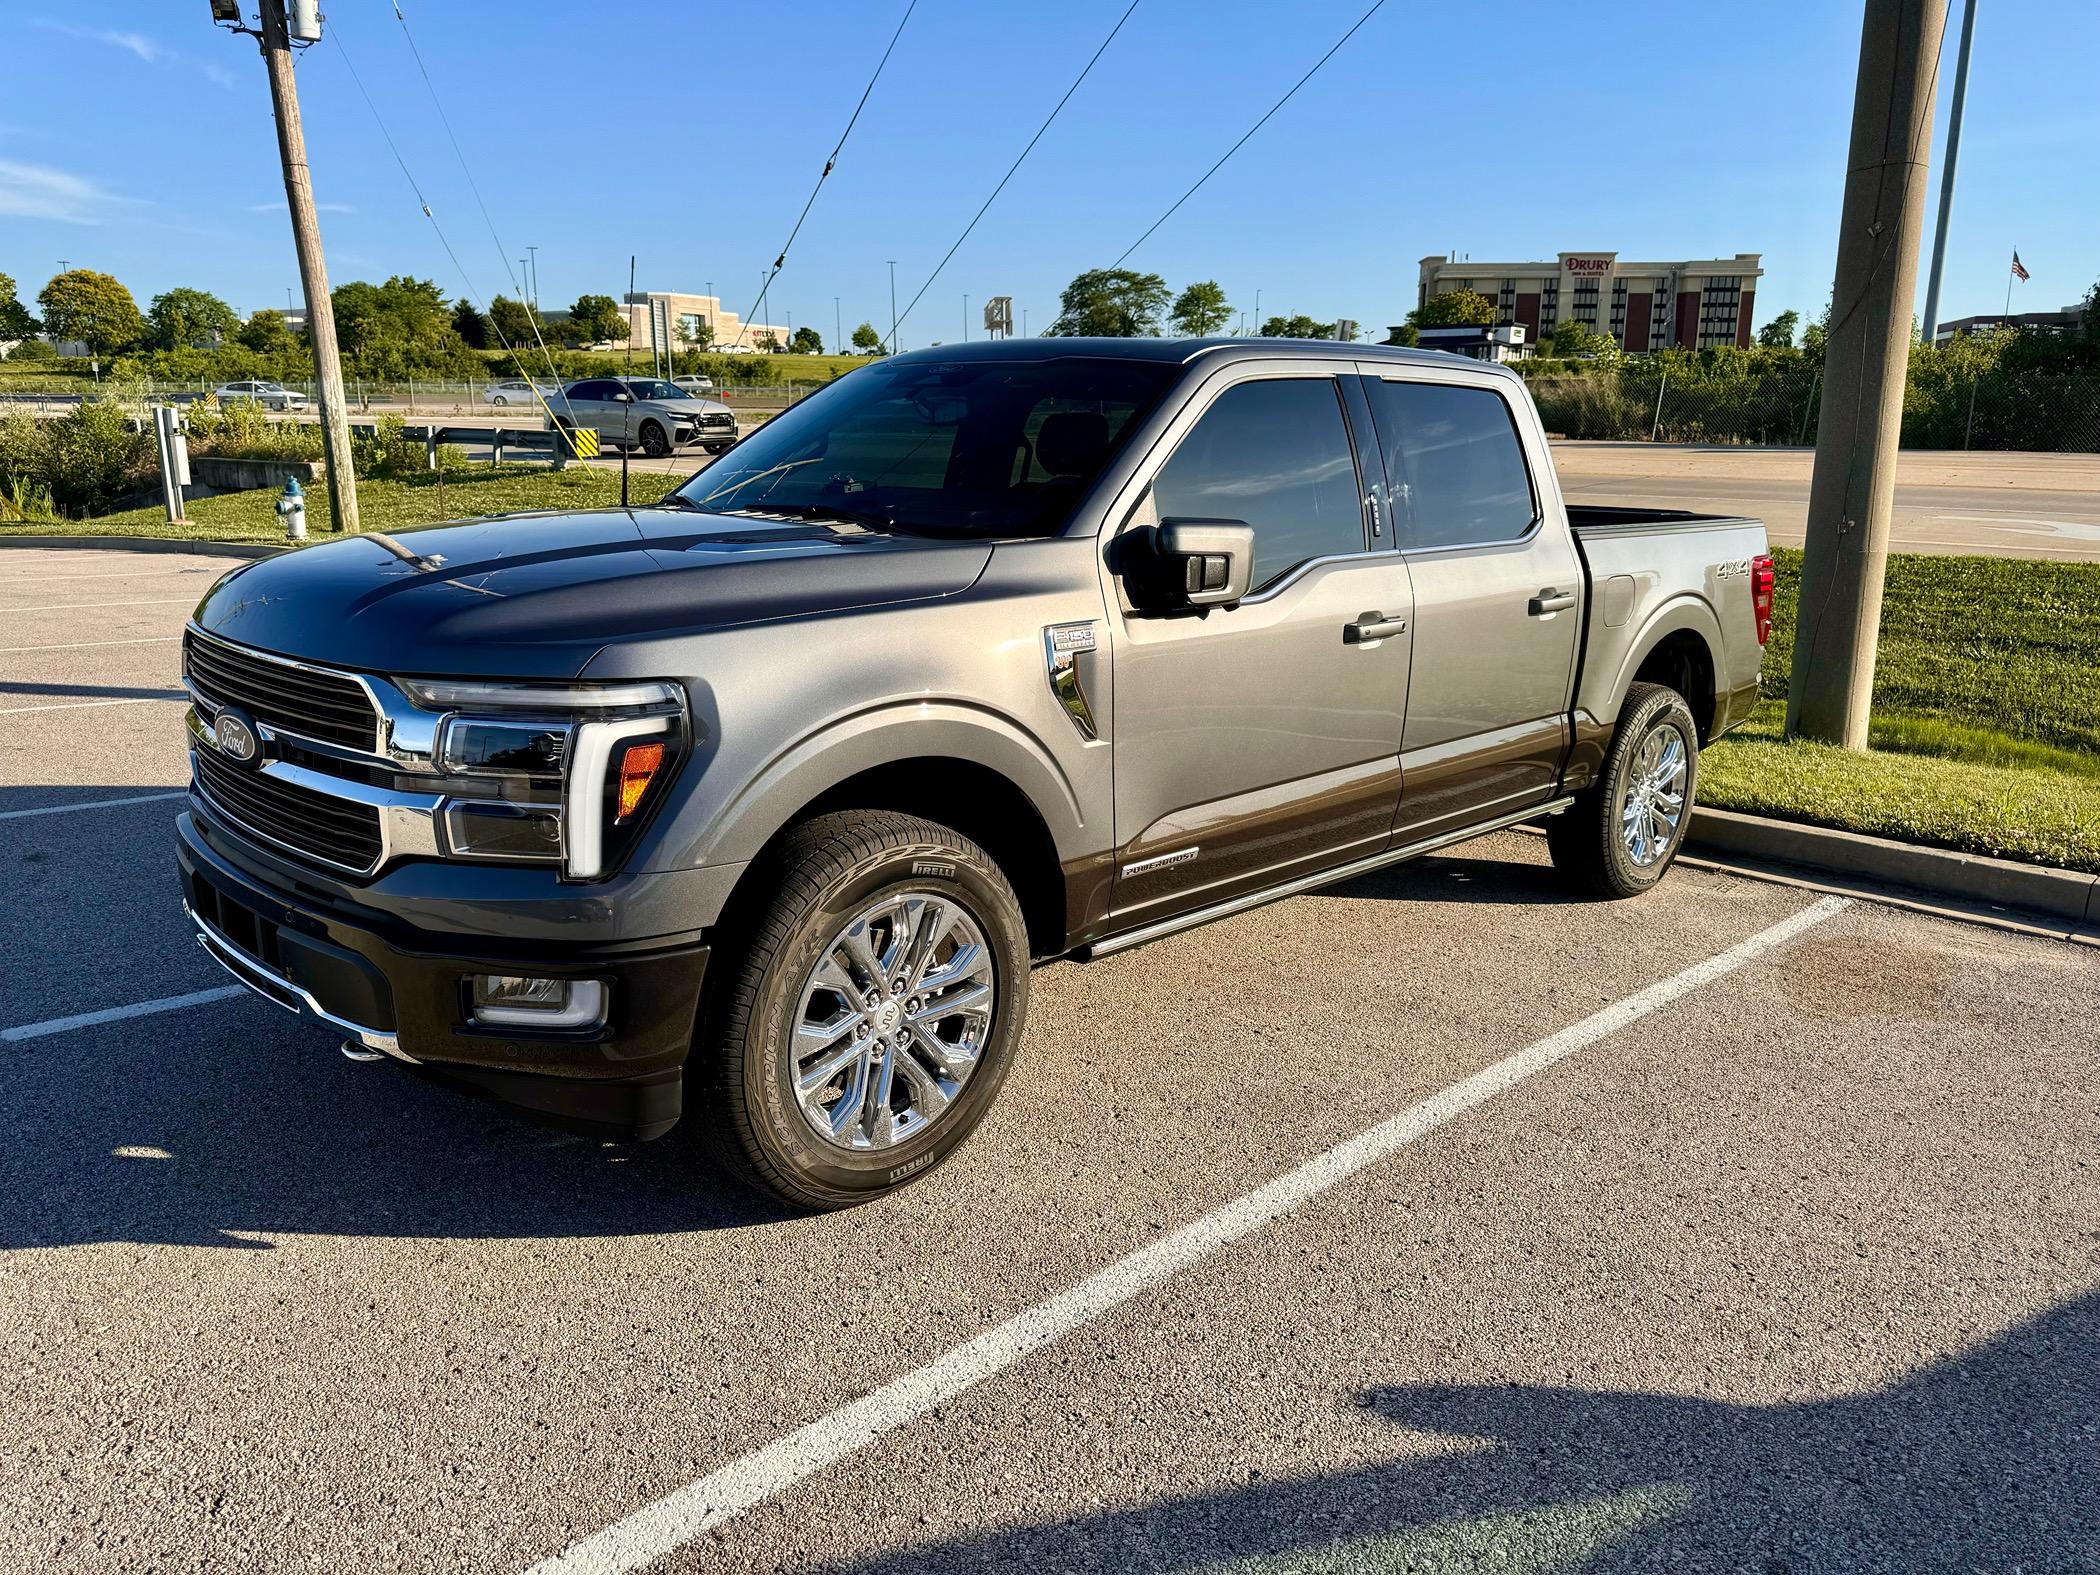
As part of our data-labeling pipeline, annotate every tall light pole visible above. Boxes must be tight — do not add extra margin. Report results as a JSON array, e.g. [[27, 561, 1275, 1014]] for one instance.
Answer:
[[887, 260, 899, 354], [963, 294, 969, 343], [1787, 0, 1948, 747], [1919, 0, 1978, 342], [527, 245, 539, 309], [221, 0, 358, 533], [835, 295, 842, 357]]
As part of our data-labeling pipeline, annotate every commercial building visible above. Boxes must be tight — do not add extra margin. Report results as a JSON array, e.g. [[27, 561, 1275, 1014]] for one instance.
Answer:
[[1932, 304, 2086, 342], [1416, 252, 1765, 351], [622, 290, 789, 355]]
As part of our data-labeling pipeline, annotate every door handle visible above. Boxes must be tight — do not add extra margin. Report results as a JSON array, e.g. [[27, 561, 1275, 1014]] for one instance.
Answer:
[[1344, 612, 1409, 645], [1528, 588, 1578, 616]]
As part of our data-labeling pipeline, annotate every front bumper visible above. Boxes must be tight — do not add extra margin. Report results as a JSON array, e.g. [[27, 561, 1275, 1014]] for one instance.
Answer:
[[177, 809, 709, 1140]]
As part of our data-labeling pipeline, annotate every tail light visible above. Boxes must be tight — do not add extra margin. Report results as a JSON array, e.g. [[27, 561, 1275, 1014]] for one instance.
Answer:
[[1750, 553, 1775, 646]]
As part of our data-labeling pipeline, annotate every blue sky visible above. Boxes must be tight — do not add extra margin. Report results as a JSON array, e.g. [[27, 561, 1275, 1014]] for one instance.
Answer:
[[3, 0, 2094, 347]]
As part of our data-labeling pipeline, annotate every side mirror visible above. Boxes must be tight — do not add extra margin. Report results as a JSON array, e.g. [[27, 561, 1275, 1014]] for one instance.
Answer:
[[613, 391, 634, 404], [1155, 519, 1254, 609]]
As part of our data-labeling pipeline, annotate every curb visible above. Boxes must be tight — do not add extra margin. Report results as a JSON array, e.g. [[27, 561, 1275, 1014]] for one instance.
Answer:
[[0, 534, 282, 560], [1686, 806, 2099, 927]]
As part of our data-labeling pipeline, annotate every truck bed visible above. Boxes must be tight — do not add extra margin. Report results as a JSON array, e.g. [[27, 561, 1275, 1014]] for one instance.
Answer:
[[1566, 504, 1761, 535]]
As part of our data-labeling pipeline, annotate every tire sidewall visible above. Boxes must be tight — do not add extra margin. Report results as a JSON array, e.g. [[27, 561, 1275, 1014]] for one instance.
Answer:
[[640, 421, 668, 457], [1599, 691, 1700, 893], [743, 838, 1029, 1201]]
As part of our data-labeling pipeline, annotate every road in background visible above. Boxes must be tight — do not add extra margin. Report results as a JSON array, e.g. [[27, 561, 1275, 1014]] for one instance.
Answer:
[[1554, 443, 2100, 561], [3, 546, 2095, 1573]]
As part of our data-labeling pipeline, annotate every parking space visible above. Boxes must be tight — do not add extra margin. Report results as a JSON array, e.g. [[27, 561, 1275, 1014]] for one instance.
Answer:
[[3, 546, 2095, 1573]]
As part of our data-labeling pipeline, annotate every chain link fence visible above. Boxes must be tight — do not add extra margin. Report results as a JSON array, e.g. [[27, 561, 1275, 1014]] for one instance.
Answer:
[[1523, 366, 2100, 452], [0, 377, 825, 418]]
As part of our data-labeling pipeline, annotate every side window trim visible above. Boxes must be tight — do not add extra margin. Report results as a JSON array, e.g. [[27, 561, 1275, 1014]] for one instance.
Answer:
[[1362, 372, 1544, 556]]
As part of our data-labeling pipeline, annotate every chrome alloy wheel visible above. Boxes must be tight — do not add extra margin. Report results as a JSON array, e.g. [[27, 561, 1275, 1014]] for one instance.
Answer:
[[791, 892, 996, 1152], [1620, 721, 1690, 867]]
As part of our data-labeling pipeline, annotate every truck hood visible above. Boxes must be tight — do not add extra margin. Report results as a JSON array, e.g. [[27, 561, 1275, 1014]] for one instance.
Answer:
[[191, 506, 993, 678]]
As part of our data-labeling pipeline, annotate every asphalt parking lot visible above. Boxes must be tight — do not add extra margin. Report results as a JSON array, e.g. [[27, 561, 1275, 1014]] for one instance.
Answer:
[[3, 545, 2097, 1574]]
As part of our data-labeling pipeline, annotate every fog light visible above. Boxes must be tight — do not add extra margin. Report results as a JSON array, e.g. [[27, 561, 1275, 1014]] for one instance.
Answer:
[[469, 975, 607, 1030]]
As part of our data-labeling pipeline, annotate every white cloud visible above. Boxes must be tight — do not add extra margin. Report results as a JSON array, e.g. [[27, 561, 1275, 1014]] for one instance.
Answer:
[[0, 159, 117, 225], [33, 18, 234, 87]]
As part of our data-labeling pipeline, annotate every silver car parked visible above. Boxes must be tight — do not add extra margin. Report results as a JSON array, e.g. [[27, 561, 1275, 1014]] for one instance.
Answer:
[[212, 380, 307, 412], [549, 377, 738, 456]]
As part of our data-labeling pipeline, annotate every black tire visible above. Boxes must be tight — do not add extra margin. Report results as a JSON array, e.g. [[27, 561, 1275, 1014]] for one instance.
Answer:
[[1547, 681, 1700, 899], [491, 394, 509, 406], [638, 420, 670, 458], [696, 810, 1031, 1210]]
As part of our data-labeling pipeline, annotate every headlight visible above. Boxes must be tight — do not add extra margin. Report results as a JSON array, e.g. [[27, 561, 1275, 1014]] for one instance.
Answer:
[[397, 676, 688, 880]]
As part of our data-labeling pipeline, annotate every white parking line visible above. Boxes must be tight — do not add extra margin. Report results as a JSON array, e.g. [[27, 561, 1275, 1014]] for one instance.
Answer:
[[0, 791, 186, 821], [0, 598, 195, 612], [525, 894, 1853, 1575], [1, 985, 245, 1043], [0, 636, 181, 653], [0, 696, 184, 716]]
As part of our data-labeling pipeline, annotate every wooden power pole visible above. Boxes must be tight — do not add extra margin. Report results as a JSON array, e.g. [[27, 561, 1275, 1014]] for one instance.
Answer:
[[255, 0, 359, 534], [1786, 0, 1947, 746]]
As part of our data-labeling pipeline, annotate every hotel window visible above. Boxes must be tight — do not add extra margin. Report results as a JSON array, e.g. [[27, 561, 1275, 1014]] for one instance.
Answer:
[[1609, 279, 1628, 340], [1572, 276, 1600, 327], [1698, 276, 1743, 345]]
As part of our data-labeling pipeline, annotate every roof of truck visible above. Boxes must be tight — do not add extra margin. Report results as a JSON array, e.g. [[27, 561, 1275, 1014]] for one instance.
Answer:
[[883, 336, 1491, 373]]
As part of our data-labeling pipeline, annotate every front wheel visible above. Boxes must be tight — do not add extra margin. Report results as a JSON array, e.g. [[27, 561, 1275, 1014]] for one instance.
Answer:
[[638, 420, 670, 458], [1547, 681, 1699, 899], [491, 394, 509, 406], [695, 810, 1031, 1210]]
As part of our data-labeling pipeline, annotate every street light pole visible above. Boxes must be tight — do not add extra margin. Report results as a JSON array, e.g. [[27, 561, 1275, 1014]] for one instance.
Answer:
[[835, 295, 841, 357], [1919, 0, 1977, 343], [1787, 0, 1948, 747], [249, 0, 358, 533], [887, 261, 899, 354], [527, 245, 539, 310]]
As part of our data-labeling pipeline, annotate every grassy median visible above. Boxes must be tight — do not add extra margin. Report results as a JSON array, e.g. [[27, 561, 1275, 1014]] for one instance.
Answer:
[[1701, 549, 2100, 872]]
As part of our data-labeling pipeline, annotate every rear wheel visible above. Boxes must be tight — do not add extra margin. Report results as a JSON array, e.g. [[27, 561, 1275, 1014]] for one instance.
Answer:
[[695, 810, 1030, 1210], [1547, 682, 1699, 898], [639, 420, 670, 458], [491, 394, 510, 406]]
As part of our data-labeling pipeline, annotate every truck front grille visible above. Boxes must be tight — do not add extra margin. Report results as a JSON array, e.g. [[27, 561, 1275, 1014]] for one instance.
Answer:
[[183, 629, 380, 752], [193, 744, 384, 874]]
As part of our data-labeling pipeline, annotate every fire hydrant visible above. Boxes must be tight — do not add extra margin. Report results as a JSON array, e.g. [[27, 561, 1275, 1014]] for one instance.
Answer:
[[276, 475, 307, 541]]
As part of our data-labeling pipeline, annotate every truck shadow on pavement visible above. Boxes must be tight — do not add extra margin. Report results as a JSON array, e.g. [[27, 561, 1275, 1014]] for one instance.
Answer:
[[807, 1288, 2099, 1573], [1, 1011, 789, 1250]]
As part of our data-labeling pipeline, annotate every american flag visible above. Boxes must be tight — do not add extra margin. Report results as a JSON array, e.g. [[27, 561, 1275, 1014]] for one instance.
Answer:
[[2010, 251, 2031, 282]]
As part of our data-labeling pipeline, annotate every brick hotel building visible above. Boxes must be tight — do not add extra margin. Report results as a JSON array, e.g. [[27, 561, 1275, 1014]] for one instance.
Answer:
[[1417, 252, 1764, 351]]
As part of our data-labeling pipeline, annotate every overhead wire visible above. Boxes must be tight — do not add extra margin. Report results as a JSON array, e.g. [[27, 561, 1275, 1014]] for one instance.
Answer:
[[385, 1, 576, 424], [326, 22, 574, 434], [1112, 0, 1390, 267], [883, 0, 1141, 351], [730, 0, 917, 350]]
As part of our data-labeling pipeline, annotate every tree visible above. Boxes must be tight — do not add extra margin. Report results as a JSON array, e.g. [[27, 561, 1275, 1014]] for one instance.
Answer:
[[1170, 280, 1232, 337], [238, 308, 295, 355], [1260, 313, 1334, 339], [850, 321, 883, 354], [1408, 288, 1498, 329], [146, 287, 239, 351], [38, 269, 145, 354], [1546, 320, 1611, 358], [754, 330, 782, 352], [1384, 323, 1419, 348], [0, 272, 37, 341], [451, 298, 490, 350], [677, 316, 714, 352], [331, 275, 457, 376], [1044, 268, 1169, 337], [488, 294, 536, 346], [566, 293, 628, 346], [789, 325, 824, 354], [1756, 309, 1800, 350]]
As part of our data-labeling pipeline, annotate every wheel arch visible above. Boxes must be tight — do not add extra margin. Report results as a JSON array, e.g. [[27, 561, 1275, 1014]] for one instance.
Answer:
[[1592, 596, 1723, 743]]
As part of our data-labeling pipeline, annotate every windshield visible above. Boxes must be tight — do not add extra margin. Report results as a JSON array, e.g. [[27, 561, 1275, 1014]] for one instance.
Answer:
[[627, 380, 681, 401], [673, 357, 1177, 537]]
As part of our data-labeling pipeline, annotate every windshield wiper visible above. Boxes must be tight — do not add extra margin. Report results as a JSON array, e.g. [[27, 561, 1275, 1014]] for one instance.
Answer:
[[720, 501, 905, 532]]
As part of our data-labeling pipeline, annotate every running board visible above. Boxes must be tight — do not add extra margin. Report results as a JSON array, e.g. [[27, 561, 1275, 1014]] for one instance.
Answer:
[[1080, 796, 1577, 960]]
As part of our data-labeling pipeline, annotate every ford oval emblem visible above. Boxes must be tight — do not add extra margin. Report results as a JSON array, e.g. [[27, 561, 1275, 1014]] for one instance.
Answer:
[[213, 710, 260, 765]]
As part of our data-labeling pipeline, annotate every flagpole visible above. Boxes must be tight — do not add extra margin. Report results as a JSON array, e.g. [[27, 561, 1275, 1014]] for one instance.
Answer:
[[2004, 254, 2014, 317]]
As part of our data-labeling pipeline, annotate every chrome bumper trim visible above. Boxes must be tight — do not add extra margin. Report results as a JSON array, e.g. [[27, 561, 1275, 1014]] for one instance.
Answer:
[[186, 903, 415, 1063]]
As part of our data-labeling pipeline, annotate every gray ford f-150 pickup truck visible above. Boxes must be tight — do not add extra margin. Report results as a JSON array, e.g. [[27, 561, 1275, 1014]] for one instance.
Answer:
[[177, 338, 1773, 1208]]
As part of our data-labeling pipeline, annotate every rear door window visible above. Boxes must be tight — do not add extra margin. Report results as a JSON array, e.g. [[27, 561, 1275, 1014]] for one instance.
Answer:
[[1150, 378, 1364, 593], [1365, 380, 1537, 550]]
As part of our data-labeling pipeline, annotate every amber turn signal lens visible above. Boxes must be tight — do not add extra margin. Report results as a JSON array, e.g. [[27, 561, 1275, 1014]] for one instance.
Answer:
[[616, 740, 666, 821]]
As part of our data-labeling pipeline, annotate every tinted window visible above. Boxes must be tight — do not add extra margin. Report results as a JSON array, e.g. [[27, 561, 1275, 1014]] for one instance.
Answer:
[[567, 380, 611, 401], [678, 358, 1176, 538], [1151, 378, 1362, 593], [1366, 380, 1536, 549]]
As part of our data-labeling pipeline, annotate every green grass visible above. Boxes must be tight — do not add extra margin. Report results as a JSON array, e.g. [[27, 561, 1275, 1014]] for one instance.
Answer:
[[1701, 547, 2100, 872], [4, 463, 681, 541]]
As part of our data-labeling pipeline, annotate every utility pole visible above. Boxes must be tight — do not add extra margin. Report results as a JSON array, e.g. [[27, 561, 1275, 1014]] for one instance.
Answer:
[[241, 0, 358, 533], [1919, 0, 1977, 343], [527, 245, 539, 310], [963, 294, 969, 343], [835, 295, 841, 358], [887, 260, 899, 354], [1786, 0, 1947, 747]]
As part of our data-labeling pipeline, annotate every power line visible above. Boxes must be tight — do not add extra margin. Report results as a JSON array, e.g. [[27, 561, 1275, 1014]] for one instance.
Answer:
[[1113, 0, 1390, 267], [386, 1, 574, 422], [884, 0, 1141, 352], [731, 0, 916, 349], [327, 21, 571, 428]]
